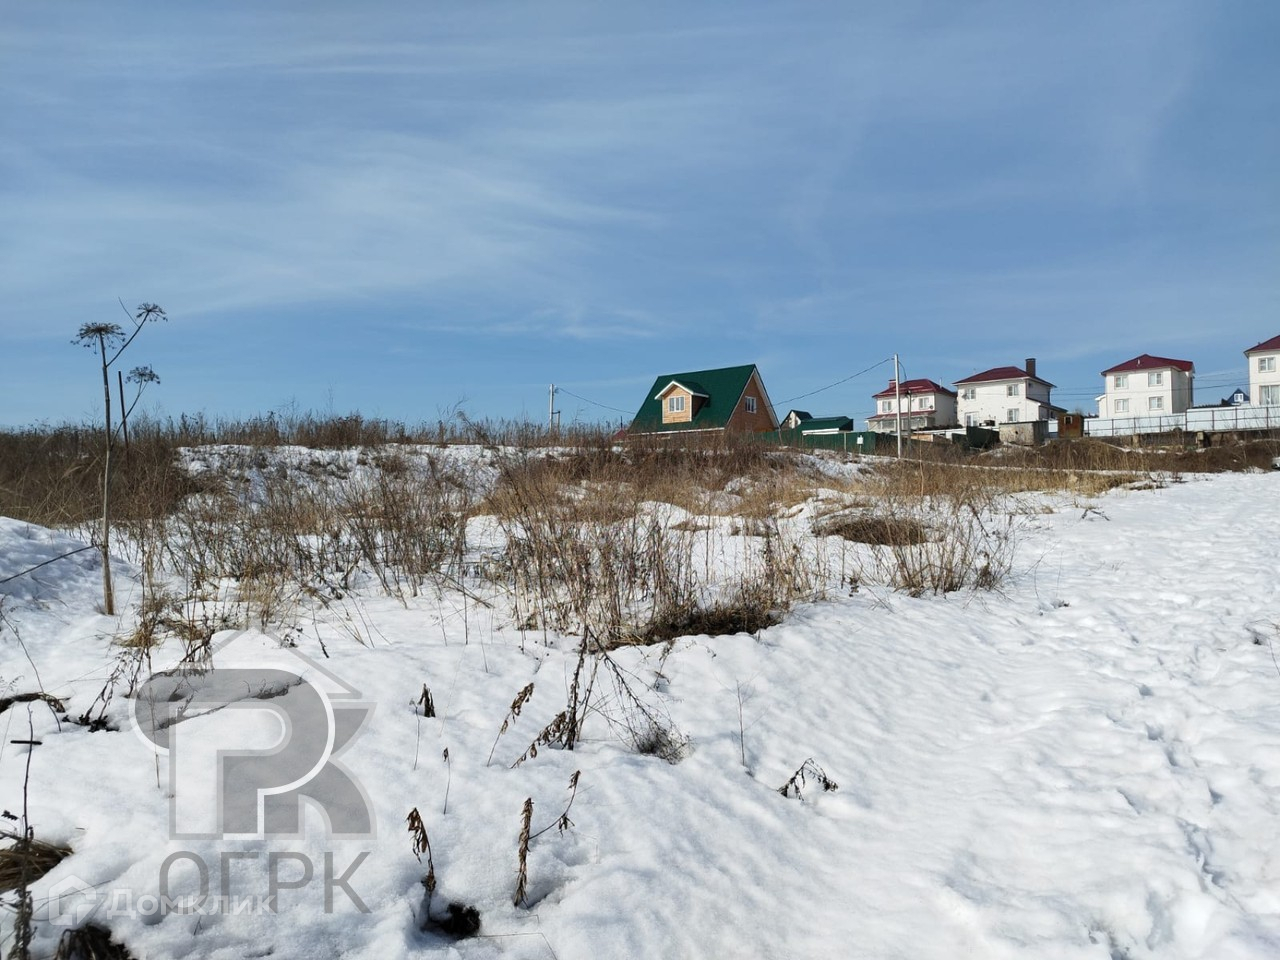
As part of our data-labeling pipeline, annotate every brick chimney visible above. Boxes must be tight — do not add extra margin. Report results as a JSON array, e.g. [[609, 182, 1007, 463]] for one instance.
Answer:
[[1025, 357, 1037, 379]]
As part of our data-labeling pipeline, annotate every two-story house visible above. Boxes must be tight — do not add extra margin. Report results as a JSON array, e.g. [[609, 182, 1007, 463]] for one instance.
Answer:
[[866, 379, 958, 434], [1096, 354, 1194, 418], [628, 363, 779, 437], [1245, 334, 1280, 408], [954, 360, 1054, 427]]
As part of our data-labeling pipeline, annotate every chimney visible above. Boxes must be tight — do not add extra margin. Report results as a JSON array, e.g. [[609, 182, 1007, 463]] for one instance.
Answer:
[[1025, 357, 1036, 379]]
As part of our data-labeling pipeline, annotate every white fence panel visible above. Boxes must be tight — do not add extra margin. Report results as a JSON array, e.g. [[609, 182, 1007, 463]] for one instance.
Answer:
[[1186, 405, 1279, 433], [1084, 414, 1185, 438], [1085, 405, 1280, 438]]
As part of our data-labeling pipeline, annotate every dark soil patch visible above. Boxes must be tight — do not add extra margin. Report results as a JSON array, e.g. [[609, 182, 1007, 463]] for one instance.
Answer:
[[815, 515, 928, 546]]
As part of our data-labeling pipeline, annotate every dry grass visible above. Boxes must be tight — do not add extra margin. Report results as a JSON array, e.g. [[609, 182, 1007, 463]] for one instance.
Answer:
[[814, 515, 928, 547], [820, 460, 1024, 596], [983, 436, 1280, 476], [480, 442, 825, 647], [0, 423, 204, 529], [0, 832, 71, 892], [54, 924, 135, 960]]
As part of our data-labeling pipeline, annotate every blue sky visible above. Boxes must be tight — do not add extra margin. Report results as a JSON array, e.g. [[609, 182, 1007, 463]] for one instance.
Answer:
[[2, 0, 1277, 429]]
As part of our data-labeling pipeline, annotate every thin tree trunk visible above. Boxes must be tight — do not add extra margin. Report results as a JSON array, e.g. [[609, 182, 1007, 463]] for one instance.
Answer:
[[99, 334, 115, 616]]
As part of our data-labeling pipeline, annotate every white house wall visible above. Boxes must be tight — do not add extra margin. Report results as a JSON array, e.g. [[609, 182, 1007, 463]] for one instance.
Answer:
[[1248, 348, 1280, 407], [1098, 368, 1193, 417], [956, 380, 1051, 426], [869, 391, 958, 432]]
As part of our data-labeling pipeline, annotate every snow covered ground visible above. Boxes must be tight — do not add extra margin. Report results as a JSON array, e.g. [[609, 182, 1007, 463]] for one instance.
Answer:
[[1, 464, 1279, 959]]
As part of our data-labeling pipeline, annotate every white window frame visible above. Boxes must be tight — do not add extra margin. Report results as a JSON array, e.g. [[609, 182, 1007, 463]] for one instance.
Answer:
[[1260, 385, 1280, 406], [1006, 383, 1021, 397], [962, 387, 977, 400], [745, 396, 757, 414], [1005, 408, 1019, 423], [667, 395, 685, 413], [965, 414, 978, 427], [1148, 396, 1164, 411], [1114, 399, 1129, 413], [1148, 371, 1164, 387], [1260, 356, 1277, 373], [1113, 374, 1128, 389]]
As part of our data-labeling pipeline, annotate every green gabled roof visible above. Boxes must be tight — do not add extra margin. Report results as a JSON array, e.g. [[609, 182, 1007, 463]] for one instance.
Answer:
[[658, 379, 709, 398], [795, 416, 852, 433], [630, 363, 761, 433]]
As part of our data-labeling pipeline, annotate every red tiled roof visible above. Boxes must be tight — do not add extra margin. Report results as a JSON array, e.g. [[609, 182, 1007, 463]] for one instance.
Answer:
[[872, 378, 957, 399], [1245, 334, 1280, 354], [954, 366, 1055, 388], [1101, 353, 1194, 375]]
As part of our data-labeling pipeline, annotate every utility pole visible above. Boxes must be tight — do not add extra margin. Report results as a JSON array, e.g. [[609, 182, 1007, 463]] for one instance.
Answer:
[[548, 384, 557, 434], [894, 353, 903, 459]]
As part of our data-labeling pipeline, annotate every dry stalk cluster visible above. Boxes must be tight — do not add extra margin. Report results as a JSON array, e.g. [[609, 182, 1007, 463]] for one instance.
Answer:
[[778, 759, 839, 800], [131, 446, 475, 629], [821, 462, 1021, 596], [484, 446, 828, 648]]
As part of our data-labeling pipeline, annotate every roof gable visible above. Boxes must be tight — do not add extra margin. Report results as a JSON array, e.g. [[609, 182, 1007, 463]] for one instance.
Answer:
[[872, 378, 958, 399], [1101, 353, 1194, 375], [631, 364, 770, 433], [655, 380, 710, 400], [954, 366, 1056, 389], [1245, 334, 1280, 354]]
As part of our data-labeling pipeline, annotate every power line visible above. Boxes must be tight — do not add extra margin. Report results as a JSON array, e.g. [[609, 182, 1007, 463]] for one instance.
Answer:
[[776, 357, 894, 406], [553, 387, 634, 416]]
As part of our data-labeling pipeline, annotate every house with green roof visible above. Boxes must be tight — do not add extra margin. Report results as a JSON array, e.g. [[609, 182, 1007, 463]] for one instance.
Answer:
[[628, 363, 779, 436], [781, 410, 854, 434]]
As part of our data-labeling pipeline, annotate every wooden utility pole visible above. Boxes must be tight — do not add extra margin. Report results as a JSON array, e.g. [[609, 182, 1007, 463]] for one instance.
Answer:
[[894, 354, 903, 459]]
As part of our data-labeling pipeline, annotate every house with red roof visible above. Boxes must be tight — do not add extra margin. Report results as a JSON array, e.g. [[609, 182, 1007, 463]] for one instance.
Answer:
[[1096, 354, 1194, 419], [954, 359, 1055, 427], [866, 379, 958, 434], [1245, 334, 1280, 408]]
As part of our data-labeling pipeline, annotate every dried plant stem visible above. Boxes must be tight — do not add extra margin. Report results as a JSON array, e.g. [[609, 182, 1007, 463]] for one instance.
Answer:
[[514, 798, 533, 907], [442, 749, 452, 816], [406, 808, 436, 902], [487, 683, 534, 767], [529, 771, 581, 842]]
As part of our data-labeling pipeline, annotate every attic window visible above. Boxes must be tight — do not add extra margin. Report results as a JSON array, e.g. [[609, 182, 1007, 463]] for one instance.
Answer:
[[745, 397, 757, 414], [667, 395, 685, 413]]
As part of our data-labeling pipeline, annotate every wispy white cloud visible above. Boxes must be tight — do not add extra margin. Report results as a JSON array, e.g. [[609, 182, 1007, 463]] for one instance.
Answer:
[[1, 0, 1276, 425]]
